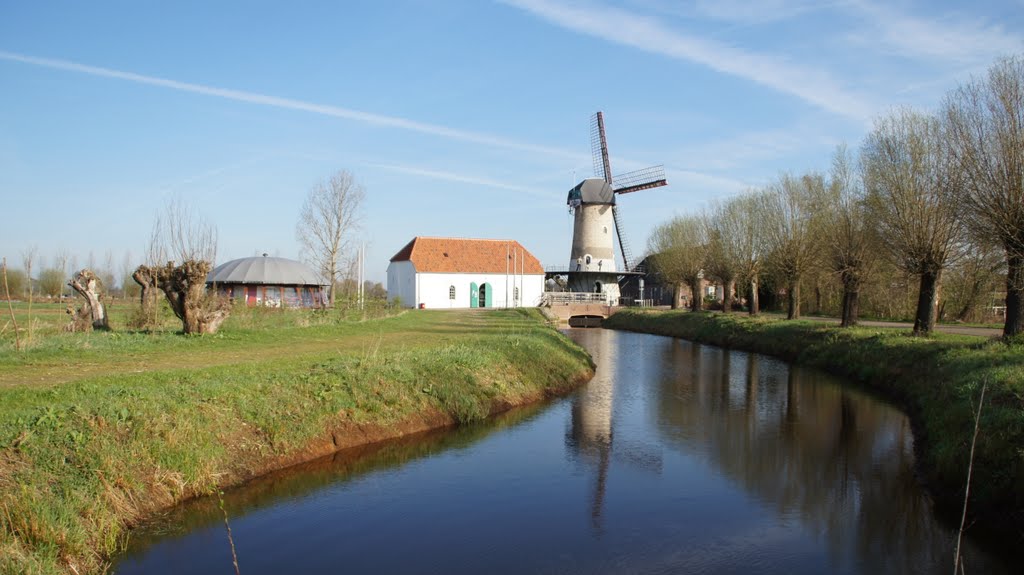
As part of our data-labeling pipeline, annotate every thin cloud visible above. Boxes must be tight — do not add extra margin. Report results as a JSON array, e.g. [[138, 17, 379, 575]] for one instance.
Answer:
[[367, 162, 553, 199], [502, 0, 872, 121], [846, 0, 1023, 65], [0, 50, 580, 160]]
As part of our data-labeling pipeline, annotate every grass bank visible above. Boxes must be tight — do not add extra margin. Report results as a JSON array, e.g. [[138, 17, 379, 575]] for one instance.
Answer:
[[604, 309, 1024, 543], [0, 308, 593, 575]]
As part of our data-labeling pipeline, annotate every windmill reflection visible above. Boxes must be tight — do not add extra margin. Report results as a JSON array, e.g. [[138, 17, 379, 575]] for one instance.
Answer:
[[564, 329, 663, 532], [565, 328, 616, 531]]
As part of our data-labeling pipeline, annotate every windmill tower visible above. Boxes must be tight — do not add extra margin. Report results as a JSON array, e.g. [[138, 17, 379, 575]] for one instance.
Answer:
[[564, 112, 667, 301]]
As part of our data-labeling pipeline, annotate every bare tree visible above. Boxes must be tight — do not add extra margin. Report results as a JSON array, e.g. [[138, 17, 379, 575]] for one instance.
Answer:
[[759, 173, 826, 319], [38, 268, 65, 298], [862, 108, 962, 335], [150, 260, 230, 335], [100, 250, 117, 296], [707, 194, 765, 315], [648, 215, 707, 311], [823, 145, 876, 327], [133, 198, 225, 333], [703, 206, 741, 313], [297, 170, 365, 307], [121, 250, 140, 300], [21, 246, 37, 342], [67, 269, 109, 331], [53, 248, 70, 298], [155, 197, 218, 264], [945, 56, 1024, 337]]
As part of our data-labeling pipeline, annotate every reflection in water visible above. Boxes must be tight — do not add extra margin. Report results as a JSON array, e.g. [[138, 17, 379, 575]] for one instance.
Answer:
[[565, 327, 615, 530], [115, 329, 1013, 575], [650, 338, 973, 573]]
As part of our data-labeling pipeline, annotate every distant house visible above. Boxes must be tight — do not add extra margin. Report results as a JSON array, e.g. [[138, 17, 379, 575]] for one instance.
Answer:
[[387, 237, 544, 309], [206, 255, 327, 308]]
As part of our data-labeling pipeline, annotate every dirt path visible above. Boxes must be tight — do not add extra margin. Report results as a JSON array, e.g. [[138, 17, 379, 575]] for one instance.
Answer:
[[785, 314, 1002, 338]]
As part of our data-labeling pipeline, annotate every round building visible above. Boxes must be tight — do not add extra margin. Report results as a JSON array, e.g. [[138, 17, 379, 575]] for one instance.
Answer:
[[206, 255, 326, 308]]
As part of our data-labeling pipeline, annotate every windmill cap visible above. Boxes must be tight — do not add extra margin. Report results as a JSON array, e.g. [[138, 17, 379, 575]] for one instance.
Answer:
[[567, 178, 615, 205]]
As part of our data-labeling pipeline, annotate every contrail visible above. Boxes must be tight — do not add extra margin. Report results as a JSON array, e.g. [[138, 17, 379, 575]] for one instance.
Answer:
[[367, 162, 553, 198], [0, 50, 582, 160]]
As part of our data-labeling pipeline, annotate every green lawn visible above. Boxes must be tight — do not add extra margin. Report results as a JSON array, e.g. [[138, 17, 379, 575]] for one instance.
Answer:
[[0, 306, 593, 575]]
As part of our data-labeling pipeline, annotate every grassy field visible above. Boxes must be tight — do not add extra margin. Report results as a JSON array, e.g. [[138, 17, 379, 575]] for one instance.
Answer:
[[605, 308, 1024, 546], [0, 303, 593, 575]]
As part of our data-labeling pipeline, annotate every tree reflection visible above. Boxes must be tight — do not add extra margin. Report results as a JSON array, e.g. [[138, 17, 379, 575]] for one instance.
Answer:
[[653, 340, 991, 572]]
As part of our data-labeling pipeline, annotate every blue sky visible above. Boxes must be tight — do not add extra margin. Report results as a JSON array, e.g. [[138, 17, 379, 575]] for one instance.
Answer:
[[2, 0, 1022, 284]]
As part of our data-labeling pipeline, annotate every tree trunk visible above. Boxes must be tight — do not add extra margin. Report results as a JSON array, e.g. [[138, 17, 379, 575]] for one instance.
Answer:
[[841, 290, 860, 327], [748, 278, 760, 316], [153, 260, 231, 335], [132, 266, 160, 328], [690, 279, 702, 312], [67, 269, 109, 331], [721, 278, 734, 314], [840, 274, 860, 327], [787, 278, 801, 320], [670, 282, 680, 310], [813, 282, 822, 315], [913, 269, 941, 336], [1005, 251, 1023, 338]]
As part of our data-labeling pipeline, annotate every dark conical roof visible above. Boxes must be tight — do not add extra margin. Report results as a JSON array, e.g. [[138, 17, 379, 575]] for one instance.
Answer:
[[206, 256, 324, 286]]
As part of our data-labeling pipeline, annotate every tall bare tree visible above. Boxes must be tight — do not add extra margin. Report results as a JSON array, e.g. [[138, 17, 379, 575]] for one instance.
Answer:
[[823, 145, 876, 327], [297, 170, 365, 306], [944, 56, 1024, 337], [38, 268, 65, 298], [133, 198, 223, 333], [703, 206, 741, 313], [21, 246, 38, 296], [862, 108, 962, 335], [53, 248, 70, 298], [648, 215, 707, 311], [708, 194, 765, 315], [759, 173, 826, 319]]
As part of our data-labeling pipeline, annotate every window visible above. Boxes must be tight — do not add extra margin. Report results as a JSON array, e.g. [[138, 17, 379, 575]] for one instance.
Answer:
[[585, 255, 592, 265], [449, 285, 456, 300]]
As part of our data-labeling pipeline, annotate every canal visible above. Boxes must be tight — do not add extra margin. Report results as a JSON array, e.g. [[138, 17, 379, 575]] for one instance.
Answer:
[[114, 328, 1011, 574]]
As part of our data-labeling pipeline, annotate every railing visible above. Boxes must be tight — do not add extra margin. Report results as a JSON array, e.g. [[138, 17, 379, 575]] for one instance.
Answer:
[[542, 292, 612, 306]]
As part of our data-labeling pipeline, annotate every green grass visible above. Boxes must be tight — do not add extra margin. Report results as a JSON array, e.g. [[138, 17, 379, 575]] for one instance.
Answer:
[[605, 309, 1024, 543], [0, 307, 593, 575]]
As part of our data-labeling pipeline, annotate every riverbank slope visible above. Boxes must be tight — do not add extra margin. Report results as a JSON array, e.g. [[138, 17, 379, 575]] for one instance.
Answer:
[[0, 309, 594, 575], [604, 309, 1024, 545]]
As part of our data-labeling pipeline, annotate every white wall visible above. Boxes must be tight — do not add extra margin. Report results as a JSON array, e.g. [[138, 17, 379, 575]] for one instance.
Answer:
[[386, 260, 416, 307], [387, 263, 545, 309]]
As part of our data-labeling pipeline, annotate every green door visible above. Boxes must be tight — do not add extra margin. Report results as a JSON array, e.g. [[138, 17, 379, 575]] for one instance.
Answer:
[[470, 282, 478, 308], [482, 283, 493, 307]]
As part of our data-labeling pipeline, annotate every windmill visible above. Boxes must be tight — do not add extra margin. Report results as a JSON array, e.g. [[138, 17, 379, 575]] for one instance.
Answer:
[[563, 112, 667, 301]]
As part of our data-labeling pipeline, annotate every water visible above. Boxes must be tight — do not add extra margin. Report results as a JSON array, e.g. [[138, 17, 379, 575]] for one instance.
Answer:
[[114, 329, 1012, 574]]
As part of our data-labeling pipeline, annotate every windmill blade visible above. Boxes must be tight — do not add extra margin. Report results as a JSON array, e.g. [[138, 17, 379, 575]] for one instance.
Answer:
[[590, 112, 613, 184], [612, 204, 635, 272], [613, 165, 667, 194]]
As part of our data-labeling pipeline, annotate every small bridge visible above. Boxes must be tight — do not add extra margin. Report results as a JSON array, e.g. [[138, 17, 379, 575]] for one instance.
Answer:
[[542, 293, 622, 327]]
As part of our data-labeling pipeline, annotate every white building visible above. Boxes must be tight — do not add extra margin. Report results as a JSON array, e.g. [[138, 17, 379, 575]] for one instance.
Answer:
[[386, 237, 545, 309]]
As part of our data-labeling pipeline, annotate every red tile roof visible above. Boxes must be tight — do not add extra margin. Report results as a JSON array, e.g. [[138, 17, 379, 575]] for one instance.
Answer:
[[389, 237, 544, 274]]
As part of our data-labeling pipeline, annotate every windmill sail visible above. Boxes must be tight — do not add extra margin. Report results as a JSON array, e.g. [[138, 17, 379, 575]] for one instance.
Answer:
[[590, 112, 613, 184], [612, 204, 635, 272], [613, 165, 667, 195]]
